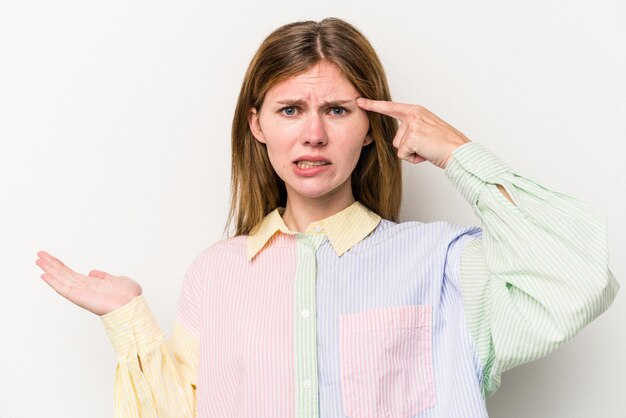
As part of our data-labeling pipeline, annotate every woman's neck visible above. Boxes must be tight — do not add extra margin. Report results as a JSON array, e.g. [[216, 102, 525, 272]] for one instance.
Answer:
[[281, 193, 355, 233]]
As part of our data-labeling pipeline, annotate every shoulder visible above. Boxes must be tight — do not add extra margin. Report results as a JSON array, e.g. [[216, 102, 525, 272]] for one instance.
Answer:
[[379, 218, 480, 238], [187, 235, 249, 271], [358, 218, 482, 251]]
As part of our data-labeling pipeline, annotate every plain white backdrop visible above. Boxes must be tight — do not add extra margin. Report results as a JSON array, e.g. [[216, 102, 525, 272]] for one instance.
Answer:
[[1, 1, 624, 417]]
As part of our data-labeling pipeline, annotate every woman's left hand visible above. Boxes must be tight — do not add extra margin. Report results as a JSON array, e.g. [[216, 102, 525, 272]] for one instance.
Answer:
[[357, 98, 471, 169]]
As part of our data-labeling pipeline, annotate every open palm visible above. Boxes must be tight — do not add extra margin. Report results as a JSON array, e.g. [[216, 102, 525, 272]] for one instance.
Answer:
[[36, 250, 142, 316]]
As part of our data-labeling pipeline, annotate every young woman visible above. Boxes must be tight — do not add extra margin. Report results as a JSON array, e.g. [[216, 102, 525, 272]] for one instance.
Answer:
[[36, 18, 618, 418]]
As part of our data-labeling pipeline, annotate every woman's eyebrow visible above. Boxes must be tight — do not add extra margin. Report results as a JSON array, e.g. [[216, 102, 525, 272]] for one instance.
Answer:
[[275, 98, 358, 106]]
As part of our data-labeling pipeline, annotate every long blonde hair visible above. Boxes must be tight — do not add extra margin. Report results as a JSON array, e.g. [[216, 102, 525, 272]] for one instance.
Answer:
[[228, 18, 401, 236]]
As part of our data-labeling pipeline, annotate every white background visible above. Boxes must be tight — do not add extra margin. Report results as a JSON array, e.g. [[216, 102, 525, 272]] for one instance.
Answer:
[[1, 1, 624, 417]]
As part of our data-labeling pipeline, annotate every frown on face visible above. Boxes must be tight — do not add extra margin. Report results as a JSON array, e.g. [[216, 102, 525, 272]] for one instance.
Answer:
[[248, 61, 372, 206]]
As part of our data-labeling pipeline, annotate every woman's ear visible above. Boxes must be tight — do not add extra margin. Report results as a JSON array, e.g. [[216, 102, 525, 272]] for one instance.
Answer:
[[363, 134, 373, 147], [248, 107, 267, 144]]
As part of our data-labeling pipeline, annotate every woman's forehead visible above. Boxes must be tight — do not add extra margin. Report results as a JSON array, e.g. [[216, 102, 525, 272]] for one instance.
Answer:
[[264, 62, 357, 102]]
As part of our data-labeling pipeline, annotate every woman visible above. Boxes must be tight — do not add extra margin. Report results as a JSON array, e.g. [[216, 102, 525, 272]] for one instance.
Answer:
[[36, 18, 618, 417]]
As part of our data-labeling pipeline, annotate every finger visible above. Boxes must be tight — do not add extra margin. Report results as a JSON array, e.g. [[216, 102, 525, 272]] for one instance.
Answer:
[[41, 271, 77, 300], [89, 270, 111, 279], [405, 154, 427, 164], [37, 250, 61, 263], [36, 255, 85, 288], [36, 258, 73, 283], [356, 98, 411, 120], [396, 138, 427, 164], [392, 121, 408, 149], [36, 251, 82, 279], [37, 251, 70, 271], [397, 145, 427, 164], [41, 272, 94, 311]]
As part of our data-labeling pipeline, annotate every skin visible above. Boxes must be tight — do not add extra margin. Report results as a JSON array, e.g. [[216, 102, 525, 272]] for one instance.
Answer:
[[248, 61, 372, 232], [36, 60, 513, 316], [35, 252, 141, 316], [355, 97, 513, 204]]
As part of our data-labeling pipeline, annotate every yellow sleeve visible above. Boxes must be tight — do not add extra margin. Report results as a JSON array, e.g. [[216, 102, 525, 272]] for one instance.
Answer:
[[101, 295, 198, 418]]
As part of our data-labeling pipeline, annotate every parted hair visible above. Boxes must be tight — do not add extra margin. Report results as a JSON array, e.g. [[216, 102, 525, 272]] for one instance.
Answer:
[[228, 17, 402, 236]]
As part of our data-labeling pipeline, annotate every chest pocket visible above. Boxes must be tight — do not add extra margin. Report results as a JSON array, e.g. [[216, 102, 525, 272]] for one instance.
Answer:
[[339, 305, 436, 418]]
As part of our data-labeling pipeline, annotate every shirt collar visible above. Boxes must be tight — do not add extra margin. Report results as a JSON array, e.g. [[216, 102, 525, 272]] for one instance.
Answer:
[[246, 201, 381, 261]]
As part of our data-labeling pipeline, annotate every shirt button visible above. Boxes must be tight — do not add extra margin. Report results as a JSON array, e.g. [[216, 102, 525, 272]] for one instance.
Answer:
[[313, 226, 322, 233], [301, 309, 310, 318], [303, 379, 311, 389]]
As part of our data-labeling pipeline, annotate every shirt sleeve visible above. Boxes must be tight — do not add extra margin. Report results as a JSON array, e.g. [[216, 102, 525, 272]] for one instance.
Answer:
[[100, 251, 205, 418], [444, 142, 620, 398]]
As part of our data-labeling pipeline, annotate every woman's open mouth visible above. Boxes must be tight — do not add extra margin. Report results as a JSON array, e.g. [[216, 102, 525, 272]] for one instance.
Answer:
[[295, 160, 331, 169]]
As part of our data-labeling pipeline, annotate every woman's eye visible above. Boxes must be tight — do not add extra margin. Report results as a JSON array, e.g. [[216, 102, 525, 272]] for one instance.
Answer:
[[330, 107, 348, 116], [281, 106, 297, 116], [279, 106, 348, 117]]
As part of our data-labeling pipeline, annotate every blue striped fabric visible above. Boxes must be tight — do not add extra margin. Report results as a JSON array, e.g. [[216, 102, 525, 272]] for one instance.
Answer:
[[313, 220, 488, 417]]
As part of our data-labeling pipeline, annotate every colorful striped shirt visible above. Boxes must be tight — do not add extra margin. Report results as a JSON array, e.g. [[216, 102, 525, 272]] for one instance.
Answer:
[[101, 142, 619, 418]]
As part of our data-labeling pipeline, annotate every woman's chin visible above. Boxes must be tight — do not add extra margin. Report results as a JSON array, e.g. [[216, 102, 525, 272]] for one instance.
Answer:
[[291, 189, 334, 201], [286, 184, 345, 202]]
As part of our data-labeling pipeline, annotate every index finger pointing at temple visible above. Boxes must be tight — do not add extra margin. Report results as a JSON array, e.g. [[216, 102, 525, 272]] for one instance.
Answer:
[[356, 98, 411, 120]]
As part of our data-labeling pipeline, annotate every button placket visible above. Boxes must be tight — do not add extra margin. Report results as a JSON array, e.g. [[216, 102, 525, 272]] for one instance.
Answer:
[[294, 234, 325, 417]]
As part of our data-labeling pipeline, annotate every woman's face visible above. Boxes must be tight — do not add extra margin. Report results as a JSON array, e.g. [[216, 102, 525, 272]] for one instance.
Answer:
[[248, 61, 372, 207]]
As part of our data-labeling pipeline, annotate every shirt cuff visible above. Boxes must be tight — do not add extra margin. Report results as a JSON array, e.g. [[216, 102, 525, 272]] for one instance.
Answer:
[[444, 142, 511, 205], [100, 294, 163, 356]]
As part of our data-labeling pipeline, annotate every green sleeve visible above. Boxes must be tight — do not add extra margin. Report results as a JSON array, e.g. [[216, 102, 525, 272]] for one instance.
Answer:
[[445, 142, 619, 397]]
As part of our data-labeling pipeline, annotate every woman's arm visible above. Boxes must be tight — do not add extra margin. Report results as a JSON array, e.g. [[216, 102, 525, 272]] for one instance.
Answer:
[[36, 250, 204, 417], [444, 142, 619, 397], [356, 98, 619, 398], [101, 296, 198, 417]]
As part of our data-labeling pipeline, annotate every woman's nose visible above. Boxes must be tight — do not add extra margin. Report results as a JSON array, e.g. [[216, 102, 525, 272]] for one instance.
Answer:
[[303, 113, 327, 146]]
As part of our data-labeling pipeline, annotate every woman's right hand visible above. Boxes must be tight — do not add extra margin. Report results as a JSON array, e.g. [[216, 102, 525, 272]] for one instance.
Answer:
[[36, 250, 142, 316]]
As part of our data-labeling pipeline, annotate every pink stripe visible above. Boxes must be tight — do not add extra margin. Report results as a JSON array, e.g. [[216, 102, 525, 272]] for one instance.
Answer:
[[177, 234, 299, 417], [340, 305, 435, 417]]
